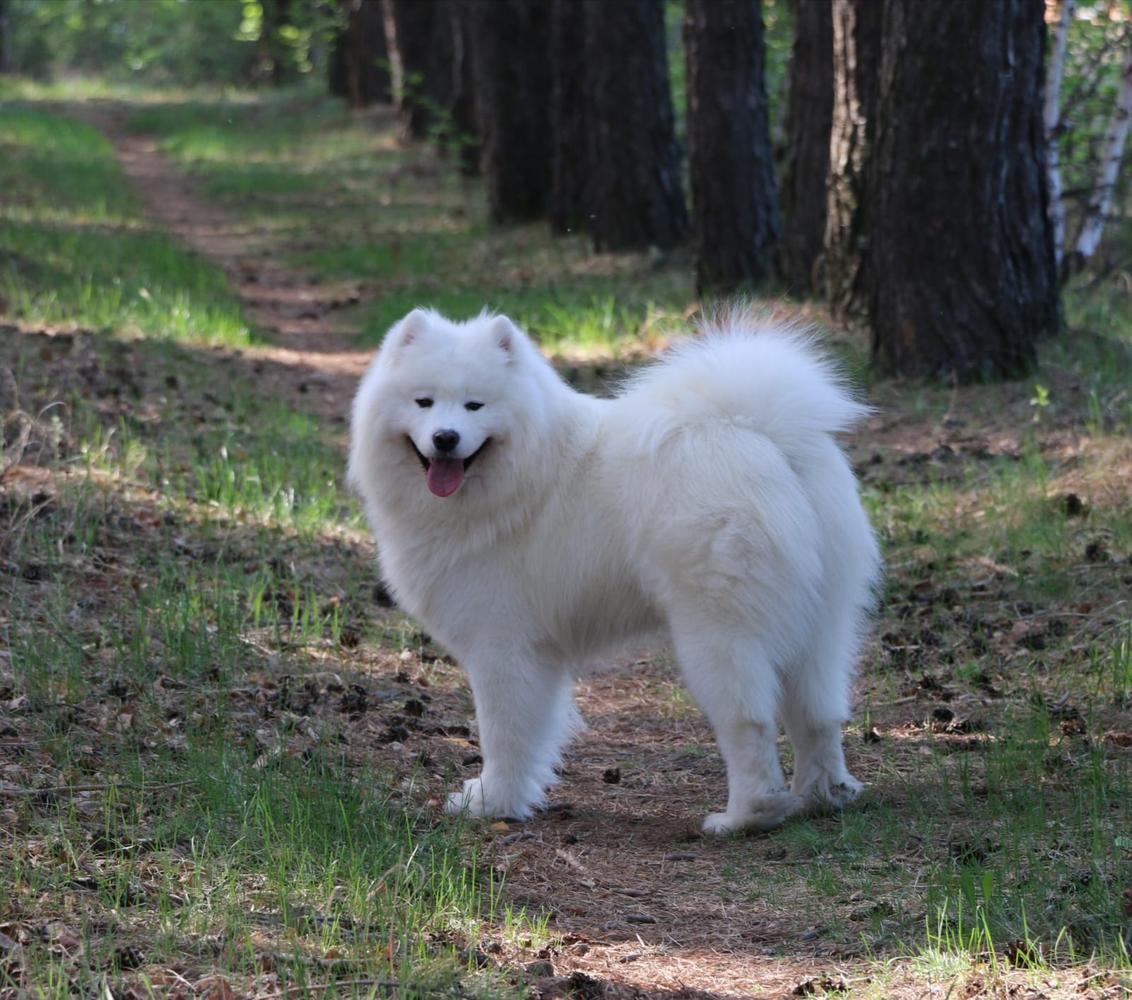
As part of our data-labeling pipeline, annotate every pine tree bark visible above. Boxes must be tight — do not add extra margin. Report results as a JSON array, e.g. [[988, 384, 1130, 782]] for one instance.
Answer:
[[548, 0, 589, 235], [685, 0, 779, 291], [867, 0, 1058, 379], [824, 0, 881, 320], [330, 24, 348, 97], [468, 0, 552, 223], [448, 0, 480, 176], [263, 0, 295, 86], [780, 0, 833, 294], [584, 0, 687, 251], [0, 0, 11, 74], [387, 0, 454, 140], [330, 0, 391, 107]]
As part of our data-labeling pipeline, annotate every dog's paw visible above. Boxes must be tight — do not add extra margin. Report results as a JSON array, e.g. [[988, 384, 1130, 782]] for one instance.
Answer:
[[801, 773, 864, 812], [702, 790, 805, 835], [446, 778, 490, 818], [824, 776, 864, 807], [445, 777, 537, 820]]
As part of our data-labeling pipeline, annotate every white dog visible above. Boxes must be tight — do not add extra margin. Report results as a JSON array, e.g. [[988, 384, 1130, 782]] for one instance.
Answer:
[[349, 308, 880, 834]]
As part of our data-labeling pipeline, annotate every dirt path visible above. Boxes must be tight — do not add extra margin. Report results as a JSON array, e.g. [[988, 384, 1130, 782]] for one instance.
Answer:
[[83, 106, 373, 429]]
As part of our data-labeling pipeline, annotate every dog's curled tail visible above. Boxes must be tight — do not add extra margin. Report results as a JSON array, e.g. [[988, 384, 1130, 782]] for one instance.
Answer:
[[621, 312, 870, 454]]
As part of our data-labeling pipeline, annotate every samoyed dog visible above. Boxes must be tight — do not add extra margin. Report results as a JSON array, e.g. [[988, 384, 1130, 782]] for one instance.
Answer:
[[349, 308, 880, 834]]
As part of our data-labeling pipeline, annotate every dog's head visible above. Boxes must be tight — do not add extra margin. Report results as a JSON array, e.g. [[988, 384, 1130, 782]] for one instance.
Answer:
[[350, 309, 556, 501]]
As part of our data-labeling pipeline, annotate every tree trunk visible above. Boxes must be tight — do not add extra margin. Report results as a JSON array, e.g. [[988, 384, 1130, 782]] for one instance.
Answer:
[[448, 0, 480, 176], [824, 0, 882, 321], [548, 0, 589, 235], [468, 0, 552, 223], [867, 0, 1058, 380], [1071, 38, 1132, 270], [330, 0, 391, 107], [1044, 0, 1074, 272], [684, 0, 779, 292], [584, 0, 687, 251], [263, 0, 294, 86], [780, 0, 833, 294], [0, 0, 11, 74], [387, 0, 454, 140], [330, 23, 349, 97]]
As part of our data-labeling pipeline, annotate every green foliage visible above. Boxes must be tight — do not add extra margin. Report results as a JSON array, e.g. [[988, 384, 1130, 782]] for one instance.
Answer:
[[4, 0, 333, 85]]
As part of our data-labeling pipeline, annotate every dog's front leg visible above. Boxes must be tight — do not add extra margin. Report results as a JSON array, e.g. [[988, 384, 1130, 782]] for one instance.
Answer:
[[446, 650, 577, 820]]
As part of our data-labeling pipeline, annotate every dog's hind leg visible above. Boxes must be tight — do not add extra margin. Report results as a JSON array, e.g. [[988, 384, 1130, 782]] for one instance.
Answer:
[[779, 605, 864, 813], [671, 620, 804, 834], [446, 653, 577, 821]]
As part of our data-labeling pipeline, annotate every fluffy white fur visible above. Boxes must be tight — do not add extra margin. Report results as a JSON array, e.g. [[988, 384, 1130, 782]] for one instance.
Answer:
[[348, 308, 881, 834]]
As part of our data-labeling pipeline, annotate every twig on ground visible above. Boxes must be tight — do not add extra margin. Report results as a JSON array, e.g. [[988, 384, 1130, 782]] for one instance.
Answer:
[[0, 779, 196, 798], [254, 979, 411, 999]]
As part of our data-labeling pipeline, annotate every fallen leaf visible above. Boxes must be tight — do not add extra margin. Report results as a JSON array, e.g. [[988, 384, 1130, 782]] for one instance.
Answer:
[[195, 976, 234, 1000]]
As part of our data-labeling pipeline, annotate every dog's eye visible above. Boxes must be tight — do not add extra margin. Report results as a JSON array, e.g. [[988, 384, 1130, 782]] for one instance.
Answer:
[[465, 401, 483, 412], [415, 398, 433, 408]]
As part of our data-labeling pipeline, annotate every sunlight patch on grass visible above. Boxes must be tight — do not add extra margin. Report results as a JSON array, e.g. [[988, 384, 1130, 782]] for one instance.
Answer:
[[0, 107, 252, 346], [121, 88, 701, 360], [0, 107, 136, 223]]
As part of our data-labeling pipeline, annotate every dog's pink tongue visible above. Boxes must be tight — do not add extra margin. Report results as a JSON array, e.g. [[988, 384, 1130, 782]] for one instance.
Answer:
[[426, 458, 464, 497]]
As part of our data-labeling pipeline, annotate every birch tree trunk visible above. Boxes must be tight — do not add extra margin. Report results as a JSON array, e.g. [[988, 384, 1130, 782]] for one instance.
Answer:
[[1044, 0, 1073, 271], [824, 0, 882, 321], [1072, 38, 1132, 268]]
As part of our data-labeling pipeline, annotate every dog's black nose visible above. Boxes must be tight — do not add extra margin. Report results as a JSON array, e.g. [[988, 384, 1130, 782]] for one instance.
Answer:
[[432, 429, 460, 453]]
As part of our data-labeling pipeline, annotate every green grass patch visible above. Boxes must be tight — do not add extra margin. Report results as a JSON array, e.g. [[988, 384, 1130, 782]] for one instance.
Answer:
[[0, 106, 136, 223], [759, 704, 1132, 963], [129, 91, 398, 204], [126, 88, 699, 356], [0, 327, 522, 996], [0, 106, 251, 346], [358, 277, 690, 356]]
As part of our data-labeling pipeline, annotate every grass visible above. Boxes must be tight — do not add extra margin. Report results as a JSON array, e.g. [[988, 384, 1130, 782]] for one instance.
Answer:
[[0, 106, 252, 346], [762, 700, 1132, 961], [0, 339, 526, 997], [0, 95, 525, 999], [127, 86, 698, 358], [2, 82, 1131, 998]]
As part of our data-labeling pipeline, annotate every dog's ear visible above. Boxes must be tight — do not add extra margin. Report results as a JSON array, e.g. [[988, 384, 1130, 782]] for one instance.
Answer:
[[487, 315, 520, 363], [384, 309, 430, 359]]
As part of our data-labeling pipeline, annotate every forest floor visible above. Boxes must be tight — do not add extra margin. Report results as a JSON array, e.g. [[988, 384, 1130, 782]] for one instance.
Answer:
[[1, 84, 1131, 1000]]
